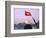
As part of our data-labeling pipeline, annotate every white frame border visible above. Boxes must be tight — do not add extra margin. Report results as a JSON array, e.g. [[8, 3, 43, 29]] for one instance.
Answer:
[[11, 5, 42, 34]]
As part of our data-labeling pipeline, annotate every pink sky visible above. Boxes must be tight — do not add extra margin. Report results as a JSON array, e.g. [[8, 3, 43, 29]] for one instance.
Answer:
[[14, 8, 39, 24]]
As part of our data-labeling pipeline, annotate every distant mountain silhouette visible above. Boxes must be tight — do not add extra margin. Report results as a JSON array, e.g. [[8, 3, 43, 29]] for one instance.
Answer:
[[14, 23, 25, 29]]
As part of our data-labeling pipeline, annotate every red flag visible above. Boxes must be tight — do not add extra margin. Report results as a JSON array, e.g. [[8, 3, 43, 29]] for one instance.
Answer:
[[25, 11, 32, 16]]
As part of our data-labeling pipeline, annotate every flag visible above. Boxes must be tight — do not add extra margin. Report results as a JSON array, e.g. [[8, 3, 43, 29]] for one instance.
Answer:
[[25, 10, 32, 16]]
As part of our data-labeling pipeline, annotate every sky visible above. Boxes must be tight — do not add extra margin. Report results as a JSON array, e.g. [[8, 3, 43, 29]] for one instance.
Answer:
[[14, 8, 39, 24]]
